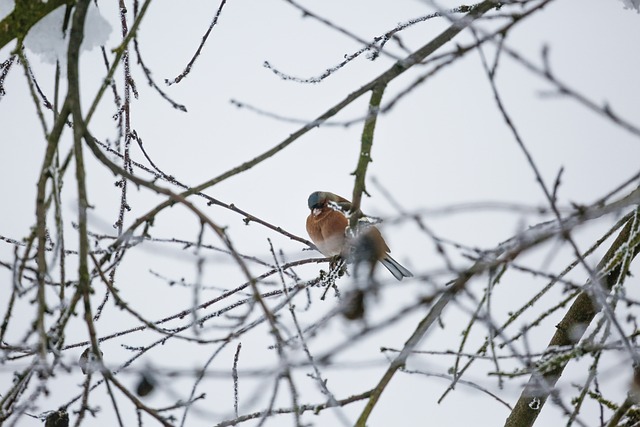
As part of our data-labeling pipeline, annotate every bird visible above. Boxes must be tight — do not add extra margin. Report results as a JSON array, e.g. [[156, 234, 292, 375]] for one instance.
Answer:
[[305, 191, 413, 280]]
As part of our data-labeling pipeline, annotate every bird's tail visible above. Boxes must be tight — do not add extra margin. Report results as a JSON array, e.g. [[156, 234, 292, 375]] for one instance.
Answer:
[[380, 256, 413, 281]]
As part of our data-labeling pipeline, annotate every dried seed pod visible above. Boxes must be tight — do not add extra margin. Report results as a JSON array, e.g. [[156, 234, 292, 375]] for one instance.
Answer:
[[342, 289, 365, 320], [136, 373, 156, 397], [45, 409, 69, 427]]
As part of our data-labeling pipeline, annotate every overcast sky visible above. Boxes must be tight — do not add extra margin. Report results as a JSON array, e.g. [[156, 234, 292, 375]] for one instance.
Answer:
[[1, 1, 640, 426]]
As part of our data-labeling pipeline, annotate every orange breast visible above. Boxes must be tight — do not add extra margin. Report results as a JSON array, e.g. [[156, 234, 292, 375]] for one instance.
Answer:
[[306, 208, 348, 256]]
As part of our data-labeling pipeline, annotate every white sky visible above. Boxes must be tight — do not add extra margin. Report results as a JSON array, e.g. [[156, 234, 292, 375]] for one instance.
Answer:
[[1, 0, 640, 426]]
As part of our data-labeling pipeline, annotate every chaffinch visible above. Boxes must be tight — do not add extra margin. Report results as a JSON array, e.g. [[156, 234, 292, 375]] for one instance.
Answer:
[[306, 191, 413, 281]]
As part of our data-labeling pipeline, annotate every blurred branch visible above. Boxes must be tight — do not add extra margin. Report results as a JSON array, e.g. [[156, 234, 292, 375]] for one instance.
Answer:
[[82, 1, 501, 263], [173, 0, 500, 196], [606, 391, 639, 427], [354, 191, 640, 426], [502, 44, 640, 139], [504, 208, 640, 427], [85, 0, 152, 124], [354, 261, 473, 426], [92, 137, 314, 247], [215, 390, 373, 427], [270, 1, 481, 83], [4, 0, 639, 425]]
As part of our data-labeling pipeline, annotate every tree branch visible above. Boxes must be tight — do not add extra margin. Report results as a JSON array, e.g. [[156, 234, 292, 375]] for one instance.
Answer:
[[0, 0, 74, 50], [504, 208, 640, 427]]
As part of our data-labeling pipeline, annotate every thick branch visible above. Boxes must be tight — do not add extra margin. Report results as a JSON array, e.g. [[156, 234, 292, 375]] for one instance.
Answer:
[[350, 82, 386, 221], [0, 0, 73, 51], [504, 208, 640, 427]]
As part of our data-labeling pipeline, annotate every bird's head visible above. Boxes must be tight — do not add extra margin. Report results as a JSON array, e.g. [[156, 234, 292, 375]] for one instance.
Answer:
[[308, 191, 352, 214], [307, 191, 330, 210]]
